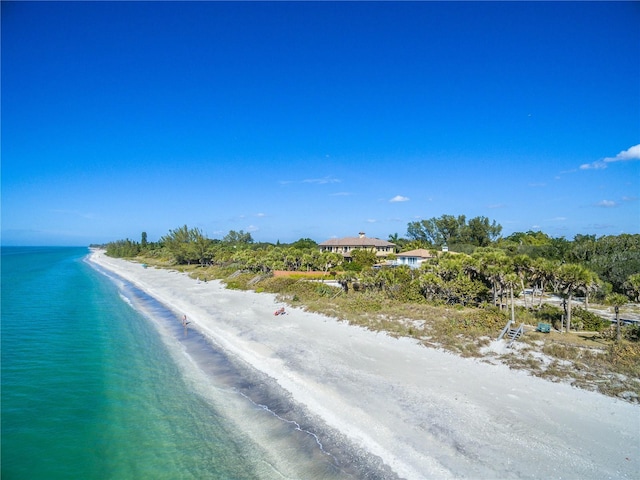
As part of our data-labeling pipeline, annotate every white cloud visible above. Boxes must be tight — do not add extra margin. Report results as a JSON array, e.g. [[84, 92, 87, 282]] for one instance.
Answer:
[[596, 200, 618, 208], [255, 212, 266, 217], [622, 196, 638, 202], [246, 224, 259, 232], [580, 144, 640, 170], [605, 144, 640, 162], [390, 195, 409, 203], [487, 203, 505, 209], [303, 176, 341, 184], [528, 182, 547, 187], [580, 161, 607, 170], [330, 192, 353, 196], [366, 218, 377, 223]]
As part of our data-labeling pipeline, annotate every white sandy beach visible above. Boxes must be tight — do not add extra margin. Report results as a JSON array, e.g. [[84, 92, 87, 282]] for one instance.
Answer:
[[89, 250, 639, 479]]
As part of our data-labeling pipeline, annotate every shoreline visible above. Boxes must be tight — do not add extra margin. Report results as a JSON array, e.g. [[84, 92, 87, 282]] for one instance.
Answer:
[[88, 249, 640, 479]]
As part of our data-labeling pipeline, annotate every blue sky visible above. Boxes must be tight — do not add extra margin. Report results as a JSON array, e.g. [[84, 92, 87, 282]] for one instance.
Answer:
[[2, 1, 639, 246]]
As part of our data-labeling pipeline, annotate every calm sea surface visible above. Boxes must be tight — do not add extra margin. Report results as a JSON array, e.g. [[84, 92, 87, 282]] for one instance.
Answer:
[[1, 247, 379, 479]]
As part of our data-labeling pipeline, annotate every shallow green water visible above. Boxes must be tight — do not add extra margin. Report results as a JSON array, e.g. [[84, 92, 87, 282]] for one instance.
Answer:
[[1, 247, 261, 479], [2, 247, 391, 480]]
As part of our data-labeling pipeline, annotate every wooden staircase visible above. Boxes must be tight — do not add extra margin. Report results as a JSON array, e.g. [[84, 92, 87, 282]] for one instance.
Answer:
[[498, 320, 525, 348]]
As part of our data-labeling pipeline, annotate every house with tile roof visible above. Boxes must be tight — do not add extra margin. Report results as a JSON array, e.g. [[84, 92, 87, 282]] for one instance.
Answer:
[[319, 232, 395, 260]]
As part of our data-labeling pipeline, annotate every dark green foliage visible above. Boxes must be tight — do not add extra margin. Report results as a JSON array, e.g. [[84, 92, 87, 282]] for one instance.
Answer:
[[350, 249, 378, 269], [567, 234, 640, 294], [222, 229, 254, 245], [289, 238, 318, 249], [534, 304, 563, 329], [624, 325, 640, 342], [387, 233, 409, 251], [447, 243, 477, 255], [407, 214, 501, 247], [105, 239, 140, 257], [571, 307, 610, 332], [160, 225, 213, 265], [497, 233, 571, 260], [342, 261, 362, 272]]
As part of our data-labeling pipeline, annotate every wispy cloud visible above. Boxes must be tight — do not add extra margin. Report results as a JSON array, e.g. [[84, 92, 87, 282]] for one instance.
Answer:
[[302, 176, 341, 184], [528, 182, 546, 187], [622, 195, 638, 202], [366, 218, 377, 223], [255, 212, 266, 217], [330, 192, 353, 197], [595, 200, 618, 208], [390, 195, 409, 203], [579, 161, 607, 170], [487, 203, 505, 209], [580, 144, 640, 170]]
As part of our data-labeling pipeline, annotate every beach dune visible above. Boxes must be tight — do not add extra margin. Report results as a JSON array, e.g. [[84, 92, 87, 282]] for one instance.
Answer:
[[90, 250, 639, 479]]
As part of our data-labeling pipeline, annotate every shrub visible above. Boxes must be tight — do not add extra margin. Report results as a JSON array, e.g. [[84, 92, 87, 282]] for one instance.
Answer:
[[534, 304, 563, 330], [624, 324, 640, 342], [608, 342, 640, 374], [572, 307, 610, 332], [315, 283, 339, 297]]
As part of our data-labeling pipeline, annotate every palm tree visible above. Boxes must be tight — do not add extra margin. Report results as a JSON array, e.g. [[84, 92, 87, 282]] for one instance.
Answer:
[[387, 233, 405, 252], [512, 255, 532, 308], [557, 263, 592, 332], [336, 272, 356, 293], [474, 250, 511, 308], [530, 258, 559, 308], [606, 293, 628, 342], [580, 270, 600, 311], [320, 252, 343, 273], [504, 272, 520, 322]]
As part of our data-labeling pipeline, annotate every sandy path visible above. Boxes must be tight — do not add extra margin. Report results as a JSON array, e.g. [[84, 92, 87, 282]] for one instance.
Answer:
[[89, 251, 639, 479]]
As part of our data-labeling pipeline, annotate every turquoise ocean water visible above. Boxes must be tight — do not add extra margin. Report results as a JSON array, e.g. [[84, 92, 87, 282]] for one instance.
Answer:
[[1, 247, 389, 479]]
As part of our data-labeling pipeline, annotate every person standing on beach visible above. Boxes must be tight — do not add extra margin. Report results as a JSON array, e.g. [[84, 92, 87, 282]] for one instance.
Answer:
[[182, 314, 190, 337]]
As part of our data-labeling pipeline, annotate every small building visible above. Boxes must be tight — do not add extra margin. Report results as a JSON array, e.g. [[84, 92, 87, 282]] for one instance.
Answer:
[[394, 248, 435, 269], [319, 232, 395, 260]]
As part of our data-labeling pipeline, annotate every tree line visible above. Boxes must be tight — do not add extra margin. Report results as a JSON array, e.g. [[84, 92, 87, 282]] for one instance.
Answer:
[[103, 215, 640, 320]]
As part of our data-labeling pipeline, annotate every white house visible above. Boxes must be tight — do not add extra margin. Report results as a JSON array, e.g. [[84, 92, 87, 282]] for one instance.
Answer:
[[394, 248, 435, 268]]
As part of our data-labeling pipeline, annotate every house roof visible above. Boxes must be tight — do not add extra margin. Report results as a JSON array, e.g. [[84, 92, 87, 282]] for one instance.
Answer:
[[319, 236, 395, 247], [396, 248, 434, 259]]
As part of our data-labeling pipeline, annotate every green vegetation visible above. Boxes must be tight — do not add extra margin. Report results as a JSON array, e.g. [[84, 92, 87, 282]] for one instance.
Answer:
[[102, 215, 640, 401], [407, 214, 502, 248]]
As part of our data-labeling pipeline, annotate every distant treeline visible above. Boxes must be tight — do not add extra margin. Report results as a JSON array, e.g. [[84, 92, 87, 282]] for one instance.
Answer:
[[102, 215, 640, 311]]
